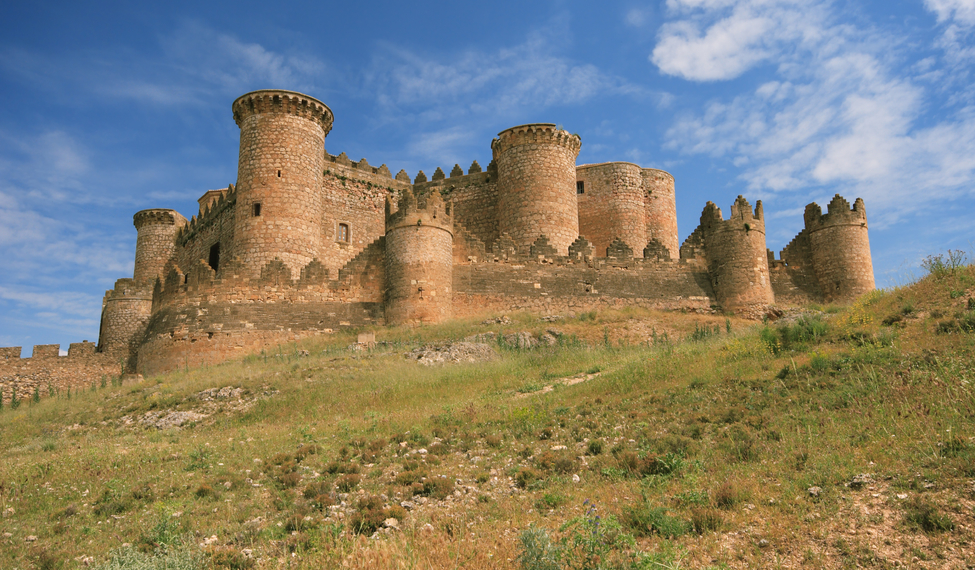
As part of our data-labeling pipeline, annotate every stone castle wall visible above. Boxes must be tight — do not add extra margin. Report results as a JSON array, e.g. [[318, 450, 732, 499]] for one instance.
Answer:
[[0, 342, 121, 404], [98, 278, 153, 371]]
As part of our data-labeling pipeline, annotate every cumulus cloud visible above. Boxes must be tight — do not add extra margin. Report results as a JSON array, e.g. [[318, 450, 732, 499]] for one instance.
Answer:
[[657, 0, 975, 227], [925, 0, 975, 25]]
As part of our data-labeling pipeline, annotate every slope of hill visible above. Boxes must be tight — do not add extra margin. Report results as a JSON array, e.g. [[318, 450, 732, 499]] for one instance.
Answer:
[[1, 257, 973, 569]]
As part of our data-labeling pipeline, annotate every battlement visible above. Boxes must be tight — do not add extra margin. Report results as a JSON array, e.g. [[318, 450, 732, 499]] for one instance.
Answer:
[[133, 208, 187, 230], [232, 89, 334, 136], [103, 278, 153, 302], [804, 194, 867, 232], [177, 184, 237, 246], [385, 188, 453, 232], [0, 341, 98, 361], [700, 196, 765, 234], [491, 123, 582, 157]]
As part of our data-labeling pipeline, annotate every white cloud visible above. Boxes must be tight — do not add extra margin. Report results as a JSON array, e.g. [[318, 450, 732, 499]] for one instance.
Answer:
[[658, 0, 975, 227], [652, 0, 828, 81], [924, 0, 975, 25]]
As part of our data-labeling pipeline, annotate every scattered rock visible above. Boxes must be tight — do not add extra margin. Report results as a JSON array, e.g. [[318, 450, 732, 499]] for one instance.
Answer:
[[482, 316, 511, 325], [196, 386, 244, 401], [503, 332, 538, 348], [572, 474, 581, 483], [407, 342, 497, 365], [384, 518, 399, 529], [139, 411, 208, 430], [758, 539, 769, 548], [540, 315, 564, 322], [200, 535, 218, 547], [848, 474, 874, 490], [26, 535, 37, 542], [464, 332, 496, 343], [808, 486, 822, 498]]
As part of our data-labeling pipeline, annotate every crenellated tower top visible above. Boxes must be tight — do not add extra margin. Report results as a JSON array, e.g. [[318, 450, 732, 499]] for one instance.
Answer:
[[133, 208, 187, 231], [385, 188, 453, 234], [232, 89, 334, 136], [804, 194, 867, 232], [490, 123, 582, 158]]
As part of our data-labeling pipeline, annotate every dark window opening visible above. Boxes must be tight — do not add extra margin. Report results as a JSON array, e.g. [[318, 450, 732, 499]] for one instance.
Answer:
[[337, 223, 350, 243], [577, 181, 585, 194], [253, 203, 262, 217], [277, 170, 281, 178], [209, 242, 220, 273]]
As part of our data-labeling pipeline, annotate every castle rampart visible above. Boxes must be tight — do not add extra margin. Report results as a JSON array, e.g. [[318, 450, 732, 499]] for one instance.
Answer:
[[0, 341, 121, 404], [98, 278, 153, 371], [492, 124, 582, 255]]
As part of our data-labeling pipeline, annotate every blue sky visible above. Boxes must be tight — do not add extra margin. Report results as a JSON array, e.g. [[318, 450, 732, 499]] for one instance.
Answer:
[[2, 0, 974, 354]]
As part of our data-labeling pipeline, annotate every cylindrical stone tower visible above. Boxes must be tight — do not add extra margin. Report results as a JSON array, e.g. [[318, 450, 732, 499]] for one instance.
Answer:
[[98, 278, 152, 371], [805, 195, 875, 302], [384, 189, 454, 325], [231, 90, 334, 279], [576, 162, 646, 257], [133, 209, 187, 285], [491, 124, 581, 255], [642, 168, 679, 260], [701, 196, 774, 313]]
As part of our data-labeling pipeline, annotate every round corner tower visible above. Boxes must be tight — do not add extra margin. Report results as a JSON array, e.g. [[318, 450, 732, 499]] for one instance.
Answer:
[[700, 196, 774, 313], [576, 162, 645, 257], [491, 124, 581, 255], [133, 209, 187, 285], [98, 278, 153, 372], [642, 168, 679, 260], [231, 89, 333, 279], [804, 195, 875, 302], [384, 189, 454, 325]]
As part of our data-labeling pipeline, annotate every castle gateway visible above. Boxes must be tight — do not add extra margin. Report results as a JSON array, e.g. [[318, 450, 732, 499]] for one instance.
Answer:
[[86, 89, 873, 375]]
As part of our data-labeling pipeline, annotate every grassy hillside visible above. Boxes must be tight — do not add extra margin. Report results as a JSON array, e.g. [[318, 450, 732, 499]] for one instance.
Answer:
[[1, 259, 974, 570]]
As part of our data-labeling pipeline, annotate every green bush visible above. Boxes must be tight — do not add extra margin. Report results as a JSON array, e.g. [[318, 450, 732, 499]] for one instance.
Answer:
[[91, 543, 204, 570], [904, 497, 955, 533], [622, 503, 689, 538]]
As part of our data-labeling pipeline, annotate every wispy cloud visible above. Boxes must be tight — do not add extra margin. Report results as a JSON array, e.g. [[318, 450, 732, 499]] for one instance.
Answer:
[[0, 21, 328, 108]]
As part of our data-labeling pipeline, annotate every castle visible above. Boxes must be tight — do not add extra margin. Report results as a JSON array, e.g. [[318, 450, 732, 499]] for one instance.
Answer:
[[0, 89, 874, 393]]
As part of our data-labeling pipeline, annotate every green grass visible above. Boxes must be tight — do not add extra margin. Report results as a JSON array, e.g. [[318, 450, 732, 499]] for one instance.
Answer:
[[2, 265, 975, 568]]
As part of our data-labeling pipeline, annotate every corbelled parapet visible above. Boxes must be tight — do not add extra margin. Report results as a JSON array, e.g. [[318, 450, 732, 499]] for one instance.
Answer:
[[232, 89, 334, 136], [802, 194, 874, 302], [133, 208, 186, 230], [699, 196, 774, 315], [490, 123, 582, 156]]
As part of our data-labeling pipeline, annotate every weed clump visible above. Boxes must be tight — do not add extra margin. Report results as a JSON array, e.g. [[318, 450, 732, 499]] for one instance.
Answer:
[[622, 503, 690, 538], [904, 497, 955, 533]]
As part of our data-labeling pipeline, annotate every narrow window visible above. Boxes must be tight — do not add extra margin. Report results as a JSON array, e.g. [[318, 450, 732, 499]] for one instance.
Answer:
[[209, 243, 220, 272], [337, 223, 350, 243], [253, 203, 262, 217], [576, 181, 585, 194], [277, 170, 281, 178]]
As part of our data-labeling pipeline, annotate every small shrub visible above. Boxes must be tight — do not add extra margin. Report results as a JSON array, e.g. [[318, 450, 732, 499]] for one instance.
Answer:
[[904, 497, 955, 533], [535, 493, 568, 510], [195, 484, 219, 499], [335, 474, 361, 492], [715, 480, 749, 509], [394, 470, 425, 486], [921, 250, 967, 278], [622, 503, 690, 538], [690, 508, 723, 534], [586, 440, 603, 455], [517, 526, 562, 570], [516, 467, 542, 489], [485, 434, 503, 448], [417, 475, 454, 499], [210, 547, 255, 569]]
